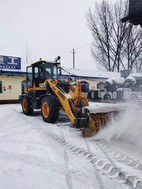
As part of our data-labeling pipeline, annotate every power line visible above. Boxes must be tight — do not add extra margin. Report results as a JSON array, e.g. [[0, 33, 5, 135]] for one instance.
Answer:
[[60, 41, 91, 56]]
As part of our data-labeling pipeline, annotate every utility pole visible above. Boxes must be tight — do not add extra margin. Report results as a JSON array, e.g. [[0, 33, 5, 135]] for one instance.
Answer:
[[71, 48, 76, 69]]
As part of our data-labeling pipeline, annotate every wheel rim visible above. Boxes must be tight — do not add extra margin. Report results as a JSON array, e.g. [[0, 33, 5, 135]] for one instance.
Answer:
[[23, 99, 27, 111], [42, 102, 49, 118]]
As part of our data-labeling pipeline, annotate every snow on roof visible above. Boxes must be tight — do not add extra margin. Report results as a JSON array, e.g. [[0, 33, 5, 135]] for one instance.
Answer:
[[106, 77, 125, 85], [126, 73, 142, 83], [126, 75, 136, 83], [131, 73, 142, 77], [61, 67, 120, 80], [1, 66, 122, 80]]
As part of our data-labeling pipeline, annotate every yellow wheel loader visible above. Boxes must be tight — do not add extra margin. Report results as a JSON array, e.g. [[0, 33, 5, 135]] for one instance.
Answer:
[[19, 58, 127, 137]]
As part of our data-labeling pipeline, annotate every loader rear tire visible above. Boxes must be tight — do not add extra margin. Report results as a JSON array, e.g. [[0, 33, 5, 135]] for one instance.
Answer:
[[41, 96, 59, 123], [22, 97, 33, 115]]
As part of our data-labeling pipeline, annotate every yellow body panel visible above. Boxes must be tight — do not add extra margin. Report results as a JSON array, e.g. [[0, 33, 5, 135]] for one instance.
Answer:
[[47, 80, 76, 124]]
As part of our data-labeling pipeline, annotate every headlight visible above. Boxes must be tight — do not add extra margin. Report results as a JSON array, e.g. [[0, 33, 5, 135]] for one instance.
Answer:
[[39, 83, 46, 88]]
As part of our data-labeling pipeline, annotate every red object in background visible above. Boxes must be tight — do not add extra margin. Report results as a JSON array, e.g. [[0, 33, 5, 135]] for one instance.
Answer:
[[7, 85, 12, 90]]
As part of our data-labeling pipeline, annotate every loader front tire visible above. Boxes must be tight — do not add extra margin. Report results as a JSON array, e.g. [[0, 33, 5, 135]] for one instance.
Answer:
[[41, 96, 59, 123], [22, 97, 33, 115]]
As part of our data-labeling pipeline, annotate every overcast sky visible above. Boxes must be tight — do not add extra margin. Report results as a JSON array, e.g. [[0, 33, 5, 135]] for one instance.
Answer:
[[0, 0, 99, 71]]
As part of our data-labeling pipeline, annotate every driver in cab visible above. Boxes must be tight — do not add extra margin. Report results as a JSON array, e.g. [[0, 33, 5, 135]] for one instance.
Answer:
[[40, 66, 51, 80]]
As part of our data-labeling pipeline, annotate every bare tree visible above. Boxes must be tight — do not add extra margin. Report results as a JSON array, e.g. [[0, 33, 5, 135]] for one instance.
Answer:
[[87, 0, 142, 73], [123, 24, 142, 72], [22, 42, 33, 69], [134, 58, 142, 72]]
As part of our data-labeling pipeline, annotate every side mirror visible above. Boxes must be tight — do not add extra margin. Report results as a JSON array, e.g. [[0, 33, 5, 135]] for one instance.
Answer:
[[55, 56, 61, 63], [121, 0, 142, 25]]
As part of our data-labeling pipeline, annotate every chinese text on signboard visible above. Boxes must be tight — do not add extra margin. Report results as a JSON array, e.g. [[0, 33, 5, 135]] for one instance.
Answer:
[[0, 55, 21, 70]]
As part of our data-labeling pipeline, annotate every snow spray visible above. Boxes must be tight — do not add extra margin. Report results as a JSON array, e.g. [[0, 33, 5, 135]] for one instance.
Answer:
[[94, 102, 142, 147]]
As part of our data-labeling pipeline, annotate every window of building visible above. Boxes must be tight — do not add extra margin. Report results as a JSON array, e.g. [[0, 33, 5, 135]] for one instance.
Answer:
[[0, 81, 2, 93], [97, 82, 104, 89], [80, 81, 89, 92]]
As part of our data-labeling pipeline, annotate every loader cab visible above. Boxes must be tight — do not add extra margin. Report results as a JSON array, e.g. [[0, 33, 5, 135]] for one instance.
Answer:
[[26, 61, 59, 88]]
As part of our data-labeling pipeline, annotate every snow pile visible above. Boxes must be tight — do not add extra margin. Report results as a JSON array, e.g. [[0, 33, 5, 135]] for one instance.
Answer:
[[106, 77, 125, 85], [126, 75, 136, 83], [88, 102, 131, 114], [113, 77, 125, 85], [95, 103, 142, 147]]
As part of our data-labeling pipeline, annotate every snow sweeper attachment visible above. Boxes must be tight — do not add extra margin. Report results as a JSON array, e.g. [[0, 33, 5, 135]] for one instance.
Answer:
[[81, 103, 129, 138], [19, 59, 128, 138]]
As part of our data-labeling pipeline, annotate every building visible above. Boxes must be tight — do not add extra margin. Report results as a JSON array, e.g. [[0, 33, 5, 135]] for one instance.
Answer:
[[60, 67, 120, 94], [0, 67, 120, 103], [0, 70, 26, 103]]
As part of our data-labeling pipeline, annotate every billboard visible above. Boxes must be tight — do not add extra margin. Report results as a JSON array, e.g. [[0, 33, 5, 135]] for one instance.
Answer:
[[0, 55, 21, 70]]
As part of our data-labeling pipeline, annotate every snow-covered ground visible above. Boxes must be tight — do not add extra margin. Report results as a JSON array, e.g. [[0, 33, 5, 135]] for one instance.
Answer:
[[0, 103, 142, 189]]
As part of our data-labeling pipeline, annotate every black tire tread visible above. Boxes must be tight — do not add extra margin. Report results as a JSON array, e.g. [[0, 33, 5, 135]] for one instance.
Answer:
[[41, 96, 59, 123], [22, 97, 33, 115]]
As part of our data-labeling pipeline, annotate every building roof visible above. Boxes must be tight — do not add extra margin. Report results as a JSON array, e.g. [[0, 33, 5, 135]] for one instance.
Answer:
[[60, 67, 120, 80], [0, 67, 121, 80], [0, 70, 26, 76]]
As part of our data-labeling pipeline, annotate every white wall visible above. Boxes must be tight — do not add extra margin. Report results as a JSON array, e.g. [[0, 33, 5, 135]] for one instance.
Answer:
[[0, 75, 26, 102], [0, 74, 106, 103]]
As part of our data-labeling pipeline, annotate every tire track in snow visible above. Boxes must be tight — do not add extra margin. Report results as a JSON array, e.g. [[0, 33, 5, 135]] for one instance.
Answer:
[[46, 131, 142, 189], [84, 138, 104, 189], [17, 113, 74, 189], [19, 113, 102, 188], [12, 108, 142, 188], [51, 122, 142, 188], [59, 128, 73, 189], [20, 113, 139, 188], [28, 118, 101, 187], [97, 141, 142, 171], [35, 126, 100, 187], [95, 141, 142, 189]]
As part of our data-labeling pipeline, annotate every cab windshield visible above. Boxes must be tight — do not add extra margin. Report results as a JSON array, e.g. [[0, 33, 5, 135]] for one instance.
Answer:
[[40, 62, 58, 80]]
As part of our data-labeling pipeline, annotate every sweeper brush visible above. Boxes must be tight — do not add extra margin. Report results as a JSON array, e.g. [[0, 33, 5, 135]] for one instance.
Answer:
[[81, 103, 128, 137]]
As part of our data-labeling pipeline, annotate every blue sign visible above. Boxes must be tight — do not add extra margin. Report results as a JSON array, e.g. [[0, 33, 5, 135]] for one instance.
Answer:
[[0, 55, 21, 70]]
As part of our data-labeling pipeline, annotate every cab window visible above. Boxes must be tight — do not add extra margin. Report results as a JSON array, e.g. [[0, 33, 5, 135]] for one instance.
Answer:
[[27, 66, 33, 88], [34, 67, 40, 87], [34, 67, 39, 79]]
